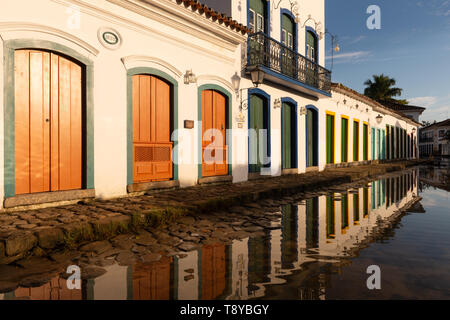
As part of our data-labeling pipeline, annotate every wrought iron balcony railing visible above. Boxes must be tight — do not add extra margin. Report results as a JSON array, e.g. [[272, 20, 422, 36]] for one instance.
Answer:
[[247, 32, 332, 94], [419, 137, 434, 143]]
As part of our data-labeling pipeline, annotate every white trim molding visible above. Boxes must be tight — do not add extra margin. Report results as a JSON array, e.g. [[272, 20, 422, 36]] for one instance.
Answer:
[[0, 22, 100, 56], [121, 55, 183, 79], [196, 75, 235, 94]]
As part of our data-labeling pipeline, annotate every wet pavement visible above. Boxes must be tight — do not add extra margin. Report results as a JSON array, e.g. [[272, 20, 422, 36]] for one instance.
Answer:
[[1, 166, 448, 300]]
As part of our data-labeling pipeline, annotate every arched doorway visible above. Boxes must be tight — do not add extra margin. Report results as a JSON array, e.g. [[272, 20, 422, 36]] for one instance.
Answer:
[[281, 99, 298, 170], [201, 89, 229, 177], [14, 49, 84, 194], [306, 106, 318, 167], [249, 90, 270, 173], [132, 74, 174, 183]]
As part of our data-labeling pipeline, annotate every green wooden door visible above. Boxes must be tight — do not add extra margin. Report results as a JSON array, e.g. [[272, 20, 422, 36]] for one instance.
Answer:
[[249, 95, 266, 173], [306, 31, 317, 86], [341, 118, 348, 162], [386, 125, 390, 160], [382, 129, 386, 160], [391, 126, 395, 159], [281, 14, 295, 77], [326, 114, 334, 164], [282, 103, 293, 169], [363, 124, 368, 161], [377, 129, 381, 160], [353, 121, 359, 161], [307, 108, 316, 167], [371, 128, 376, 160]]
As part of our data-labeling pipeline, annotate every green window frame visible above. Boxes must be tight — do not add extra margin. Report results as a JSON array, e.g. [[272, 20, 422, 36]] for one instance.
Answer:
[[326, 113, 335, 164], [353, 120, 360, 162], [341, 117, 349, 163]]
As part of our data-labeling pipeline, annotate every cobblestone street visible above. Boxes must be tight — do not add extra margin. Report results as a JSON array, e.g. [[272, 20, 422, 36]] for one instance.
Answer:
[[0, 161, 422, 268]]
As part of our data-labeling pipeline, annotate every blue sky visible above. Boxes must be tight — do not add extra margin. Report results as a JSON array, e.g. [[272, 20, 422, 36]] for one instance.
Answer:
[[325, 0, 450, 122]]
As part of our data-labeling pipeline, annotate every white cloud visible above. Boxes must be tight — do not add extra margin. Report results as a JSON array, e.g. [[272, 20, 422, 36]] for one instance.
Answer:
[[408, 96, 438, 107], [325, 51, 371, 61]]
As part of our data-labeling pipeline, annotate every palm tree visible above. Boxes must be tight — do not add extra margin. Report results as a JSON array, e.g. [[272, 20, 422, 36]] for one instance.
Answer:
[[363, 74, 407, 104]]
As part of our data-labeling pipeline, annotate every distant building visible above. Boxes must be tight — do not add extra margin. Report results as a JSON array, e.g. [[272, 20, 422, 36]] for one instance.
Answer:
[[380, 101, 426, 123], [419, 119, 450, 157]]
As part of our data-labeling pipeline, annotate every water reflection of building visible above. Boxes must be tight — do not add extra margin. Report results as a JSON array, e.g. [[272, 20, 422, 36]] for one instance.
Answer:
[[2, 171, 420, 301], [419, 167, 450, 192], [248, 170, 419, 300]]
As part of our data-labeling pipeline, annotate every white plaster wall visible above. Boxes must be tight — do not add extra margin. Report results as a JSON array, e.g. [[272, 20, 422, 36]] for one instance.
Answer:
[[0, 0, 245, 203], [92, 264, 129, 300], [176, 250, 199, 300]]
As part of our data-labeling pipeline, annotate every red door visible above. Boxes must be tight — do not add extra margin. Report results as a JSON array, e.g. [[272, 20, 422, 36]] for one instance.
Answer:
[[14, 50, 82, 195], [202, 90, 228, 177], [132, 75, 173, 183]]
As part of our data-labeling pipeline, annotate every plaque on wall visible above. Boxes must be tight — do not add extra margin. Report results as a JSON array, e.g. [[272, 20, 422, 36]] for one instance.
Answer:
[[98, 27, 122, 50]]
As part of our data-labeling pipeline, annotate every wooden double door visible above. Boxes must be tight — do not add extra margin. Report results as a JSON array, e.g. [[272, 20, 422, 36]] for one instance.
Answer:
[[282, 103, 297, 169], [14, 50, 83, 195], [132, 74, 173, 183], [249, 94, 269, 173], [201, 90, 228, 177]]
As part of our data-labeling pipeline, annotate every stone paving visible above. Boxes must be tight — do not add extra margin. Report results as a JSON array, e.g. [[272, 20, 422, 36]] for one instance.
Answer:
[[0, 160, 421, 266]]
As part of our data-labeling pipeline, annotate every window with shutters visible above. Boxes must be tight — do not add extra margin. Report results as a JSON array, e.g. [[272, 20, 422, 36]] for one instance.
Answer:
[[248, 0, 267, 34]]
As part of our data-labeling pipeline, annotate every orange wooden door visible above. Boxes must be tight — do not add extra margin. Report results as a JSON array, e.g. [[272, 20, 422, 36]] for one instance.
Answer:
[[14, 50, 82, 195], [202, 90, 228, 177], [132, 75, 173, 183]]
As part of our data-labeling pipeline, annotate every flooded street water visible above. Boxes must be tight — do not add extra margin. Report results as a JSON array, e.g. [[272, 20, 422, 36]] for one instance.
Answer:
[[1, 167, 449, 300]]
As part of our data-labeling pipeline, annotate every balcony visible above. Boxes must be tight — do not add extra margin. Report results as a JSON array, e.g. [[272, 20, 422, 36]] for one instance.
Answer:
[[419, 137, 434, 143], [246, 32, 332, 97]]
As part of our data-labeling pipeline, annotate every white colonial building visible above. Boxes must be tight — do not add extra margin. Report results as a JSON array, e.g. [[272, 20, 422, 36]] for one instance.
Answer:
[[0, 0, 420, 210]]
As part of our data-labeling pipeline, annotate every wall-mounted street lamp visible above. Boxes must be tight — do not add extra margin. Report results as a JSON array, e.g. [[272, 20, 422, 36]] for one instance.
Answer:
[[184, 70, 197, 84], [299, 106, 306, 115], [274, 98, 281, 109], [376, 114, 383, 124], [232, 67, 265, 112]]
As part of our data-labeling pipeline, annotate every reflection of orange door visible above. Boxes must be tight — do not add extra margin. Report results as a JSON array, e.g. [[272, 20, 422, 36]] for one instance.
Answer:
[[201, 243, 226, 300], [202, 90, 228, 177], [132, 258, 172, 300], [132, 75, 173, 183], [14, 277, 82, 300], [14, 50, 83, 195]]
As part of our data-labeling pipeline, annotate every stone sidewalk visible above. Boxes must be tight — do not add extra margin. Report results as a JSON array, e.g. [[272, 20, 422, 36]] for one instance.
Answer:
[[0, 160, 421, 265]]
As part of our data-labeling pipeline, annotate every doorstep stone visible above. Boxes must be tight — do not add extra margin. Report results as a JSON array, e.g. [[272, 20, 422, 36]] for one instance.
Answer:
[[127, 180, 180, 193], [3, 189, 95, 208], [198, 175, 233, 185]]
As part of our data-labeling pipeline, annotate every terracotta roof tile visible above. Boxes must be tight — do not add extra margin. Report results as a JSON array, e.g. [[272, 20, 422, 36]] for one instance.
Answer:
[[176, 0, 249, 35]]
